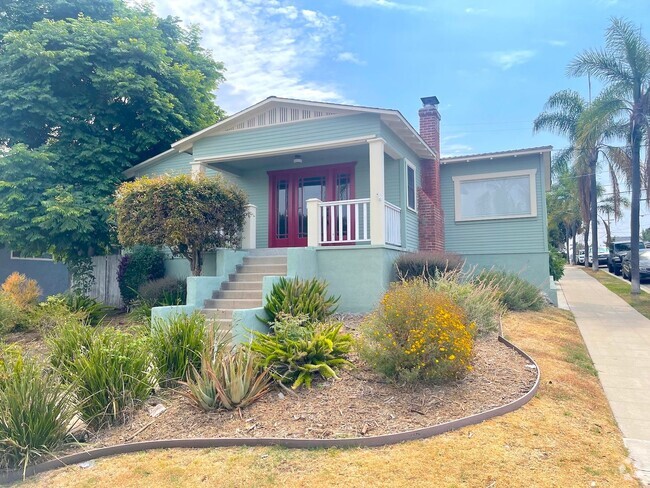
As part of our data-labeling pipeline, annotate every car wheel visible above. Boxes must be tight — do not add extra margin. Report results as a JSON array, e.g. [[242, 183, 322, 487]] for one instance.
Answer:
[[615, 267, 621, 276], [608, 263, 613, 273]]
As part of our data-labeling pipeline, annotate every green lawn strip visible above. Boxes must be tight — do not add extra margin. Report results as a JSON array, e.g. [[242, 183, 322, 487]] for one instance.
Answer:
[[583, 269, 650, 319]]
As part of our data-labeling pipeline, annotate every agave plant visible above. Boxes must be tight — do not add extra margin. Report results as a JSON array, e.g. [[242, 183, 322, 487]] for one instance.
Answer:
[[182, 342, 270, 412], [262, 277, 339, 325]]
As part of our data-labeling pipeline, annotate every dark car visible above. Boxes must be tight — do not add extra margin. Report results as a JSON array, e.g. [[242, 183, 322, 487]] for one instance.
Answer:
[[621, 249, 650, 281], [608, 241, 645, 275]]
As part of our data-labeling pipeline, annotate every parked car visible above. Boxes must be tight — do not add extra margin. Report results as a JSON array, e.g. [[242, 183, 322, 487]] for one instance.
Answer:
[[621, 249, 650, 281], [577, 250, 585, 264], [588, 247, 609, 267], [608, 241, 645, 275]]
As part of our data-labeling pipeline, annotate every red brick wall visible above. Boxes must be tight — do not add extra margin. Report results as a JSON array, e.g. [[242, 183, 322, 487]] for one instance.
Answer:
[[418, 103, 444, 252]]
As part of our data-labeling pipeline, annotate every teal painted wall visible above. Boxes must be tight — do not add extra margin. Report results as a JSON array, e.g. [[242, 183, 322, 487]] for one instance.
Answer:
[[288, 246, 405, 312], [440, 153, 554, 301], [193, 113, 381, 160]]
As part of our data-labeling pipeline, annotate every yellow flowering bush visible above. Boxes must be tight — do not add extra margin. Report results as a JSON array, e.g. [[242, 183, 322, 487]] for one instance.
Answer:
[[358, 279, 475, 383]]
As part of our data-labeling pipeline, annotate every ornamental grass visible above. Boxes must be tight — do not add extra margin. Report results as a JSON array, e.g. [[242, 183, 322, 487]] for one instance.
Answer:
[[359, 279, 475, 383]]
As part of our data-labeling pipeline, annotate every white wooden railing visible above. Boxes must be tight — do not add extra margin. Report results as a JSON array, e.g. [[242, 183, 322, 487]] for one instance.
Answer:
[[384, 201, 402, 246], [306, 198, 402, 247], [318, 198, 370, 244]]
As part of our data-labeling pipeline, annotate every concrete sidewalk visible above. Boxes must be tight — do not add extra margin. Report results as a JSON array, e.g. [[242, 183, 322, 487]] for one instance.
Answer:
[[560, 266, 650, 485]]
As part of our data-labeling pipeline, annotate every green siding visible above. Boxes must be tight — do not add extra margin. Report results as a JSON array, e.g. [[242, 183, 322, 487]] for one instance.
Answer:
[[131, 152, 194, 178], [384, 157, 400, 206], [440, 154, 547, 254], [193, 113, 381, 159]]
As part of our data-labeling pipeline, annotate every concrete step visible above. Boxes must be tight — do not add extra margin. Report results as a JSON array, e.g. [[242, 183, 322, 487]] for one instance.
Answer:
[[213, 289, 263, 300], [229, 272, 281, 282], [221, 281, 264, 291], [247, 248, 288, 257], [237, 263, 287, 274], [204, 298, 262, 309], [201, 308, 233, 320], [243, 256, 287, 265]]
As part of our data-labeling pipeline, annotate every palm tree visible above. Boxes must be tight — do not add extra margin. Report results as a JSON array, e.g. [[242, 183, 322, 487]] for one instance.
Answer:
[[534, 90, 624, 270], [598, 194, 630, 248], [569, 18, 650, 293]]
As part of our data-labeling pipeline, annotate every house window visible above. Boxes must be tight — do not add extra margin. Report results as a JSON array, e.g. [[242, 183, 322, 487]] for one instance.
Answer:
[[10, 250, 54, 261], [452, 169, 537, 222], [406, 161, 417, 212]]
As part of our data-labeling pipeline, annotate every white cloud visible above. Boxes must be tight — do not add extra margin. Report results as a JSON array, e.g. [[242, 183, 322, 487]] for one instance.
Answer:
[[441, 143, 473, 158], [487, 50, 536, 70], [343, 0, 425, 12], [464, 7, 488, 14], [336, 52, 366, 65], [546, 39, 567, 47], [150, 0, 351, 114]]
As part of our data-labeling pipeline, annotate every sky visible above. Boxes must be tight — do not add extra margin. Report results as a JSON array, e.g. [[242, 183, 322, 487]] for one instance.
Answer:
[[149, 0, 650, 245]]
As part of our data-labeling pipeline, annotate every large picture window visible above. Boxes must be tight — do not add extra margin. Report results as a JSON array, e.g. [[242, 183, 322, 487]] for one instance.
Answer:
[[452, 169, 537, 221]]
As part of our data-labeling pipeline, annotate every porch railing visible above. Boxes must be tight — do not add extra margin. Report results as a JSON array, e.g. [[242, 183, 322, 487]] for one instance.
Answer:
[[318, 198, 370, 244], [384, 201, 402, 247]]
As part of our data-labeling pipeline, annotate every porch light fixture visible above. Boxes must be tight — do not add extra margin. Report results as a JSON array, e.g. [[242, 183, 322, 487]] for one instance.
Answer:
[[293, 154, 302, 164]]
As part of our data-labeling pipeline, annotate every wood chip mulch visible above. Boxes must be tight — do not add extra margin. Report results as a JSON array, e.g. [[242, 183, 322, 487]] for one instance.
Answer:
[[84, 314, 537, 446]]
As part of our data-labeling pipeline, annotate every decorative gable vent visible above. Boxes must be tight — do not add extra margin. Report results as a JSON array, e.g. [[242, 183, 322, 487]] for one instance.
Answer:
[[224, 105, 340, 132]]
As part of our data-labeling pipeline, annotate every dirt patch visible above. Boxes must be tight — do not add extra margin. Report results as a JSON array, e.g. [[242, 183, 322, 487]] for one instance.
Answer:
[[78, 315, 536, 446]]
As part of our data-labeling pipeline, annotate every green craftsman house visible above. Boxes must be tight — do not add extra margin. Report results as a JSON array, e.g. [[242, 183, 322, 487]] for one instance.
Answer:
[[126, 96, 554, 339]]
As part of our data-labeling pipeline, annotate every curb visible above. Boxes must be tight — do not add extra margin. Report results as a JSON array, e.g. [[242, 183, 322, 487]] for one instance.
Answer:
[[0, 335, 539, 485]]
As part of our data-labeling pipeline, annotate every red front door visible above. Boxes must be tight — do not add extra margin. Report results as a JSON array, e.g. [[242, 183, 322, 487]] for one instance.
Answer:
[[268, 162, 355, 247]]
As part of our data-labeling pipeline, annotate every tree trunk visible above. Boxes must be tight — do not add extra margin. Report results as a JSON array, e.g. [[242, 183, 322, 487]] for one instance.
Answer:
[[583, 221, 590, 268], [630, 113, 642, 294], [565, 234, 571, 263], [572, 230, 577, 265], [590, 158, 599, 271], [600, 216, 612, 249], [191, 248, 203, 276]]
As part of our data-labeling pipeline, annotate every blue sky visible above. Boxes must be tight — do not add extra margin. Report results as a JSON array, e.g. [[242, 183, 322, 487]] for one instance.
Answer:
[[150, 0, 649, 241]]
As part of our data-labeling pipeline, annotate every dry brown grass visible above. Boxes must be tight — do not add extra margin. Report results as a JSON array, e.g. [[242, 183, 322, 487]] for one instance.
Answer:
[[21, 308, 639, 488]]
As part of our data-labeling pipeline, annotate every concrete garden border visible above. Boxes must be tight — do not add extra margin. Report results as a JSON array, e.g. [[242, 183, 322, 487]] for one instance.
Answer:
[[0, 335, 539, 485]]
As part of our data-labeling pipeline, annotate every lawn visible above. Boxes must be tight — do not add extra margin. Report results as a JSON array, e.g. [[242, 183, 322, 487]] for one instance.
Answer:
[[584, 268, 650, 320], [21, 307, 638, 487]]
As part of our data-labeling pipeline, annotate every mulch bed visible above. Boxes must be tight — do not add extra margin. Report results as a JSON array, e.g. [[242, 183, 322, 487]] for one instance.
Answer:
[[79, 314, 537, 446]]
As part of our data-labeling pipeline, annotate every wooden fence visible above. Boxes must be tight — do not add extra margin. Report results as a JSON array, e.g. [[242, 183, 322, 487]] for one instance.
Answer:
[[87, 254, 123, 308]]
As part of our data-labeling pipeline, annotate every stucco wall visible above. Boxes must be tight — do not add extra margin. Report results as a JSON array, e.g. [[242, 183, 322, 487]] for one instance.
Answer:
[[0, 248, 69, 297]]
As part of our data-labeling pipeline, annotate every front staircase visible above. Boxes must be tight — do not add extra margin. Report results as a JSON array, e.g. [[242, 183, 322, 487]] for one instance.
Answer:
[[201, 250, 287, 339]]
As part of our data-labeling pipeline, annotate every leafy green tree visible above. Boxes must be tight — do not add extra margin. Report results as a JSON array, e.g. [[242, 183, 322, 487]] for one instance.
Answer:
[[569, 18, 650, 293], [114, 175, 248, 276], [0, 2, 225, 283], [546, 167, 583, 263]]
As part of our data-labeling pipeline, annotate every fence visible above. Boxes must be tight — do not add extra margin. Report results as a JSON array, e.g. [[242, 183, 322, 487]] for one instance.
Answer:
[[87, 254, 123, 308]]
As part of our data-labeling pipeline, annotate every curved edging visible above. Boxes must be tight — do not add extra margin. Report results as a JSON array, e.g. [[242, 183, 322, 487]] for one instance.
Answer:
[[1, 337, 540, 485]]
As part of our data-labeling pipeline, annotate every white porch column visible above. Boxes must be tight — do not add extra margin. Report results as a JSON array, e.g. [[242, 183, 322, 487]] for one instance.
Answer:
[[190, 162, 207, 179], [242, 204, 257, 249], [306, 198, 321, 247], [368, 138, 386, 246]]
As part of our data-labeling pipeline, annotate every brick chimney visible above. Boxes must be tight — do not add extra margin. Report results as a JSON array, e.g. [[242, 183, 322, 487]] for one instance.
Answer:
[[418, 96, 444, 252]]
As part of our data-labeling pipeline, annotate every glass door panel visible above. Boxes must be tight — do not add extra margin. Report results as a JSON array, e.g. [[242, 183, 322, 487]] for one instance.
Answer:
[[298, 176, 326, 239]]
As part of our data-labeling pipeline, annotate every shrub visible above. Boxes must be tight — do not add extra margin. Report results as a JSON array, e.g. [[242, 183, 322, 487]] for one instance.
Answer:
[[1, 272, 42, 309], [358, 280, 475, 383], [394, 251, 464, 280], [48, 323, 157, 426], [262, 277, 339, 325], [130, 277, 187, 323], [0, 354, 75, 471], [549, 248, 565, 281], [429, 270, 505, 336], [151, 312, 207, 383], [476, 269, 546, 312], [250, 314, 353, 389], [183, 344, 270, 411], [0, 294, 22, 334], [43, 293, 111, 326], [0, 341, 23, 390], [117, 246, 165, 306]]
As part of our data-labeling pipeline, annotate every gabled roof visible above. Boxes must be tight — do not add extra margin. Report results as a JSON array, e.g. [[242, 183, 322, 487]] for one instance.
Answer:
[[171, 96, 436, 159]]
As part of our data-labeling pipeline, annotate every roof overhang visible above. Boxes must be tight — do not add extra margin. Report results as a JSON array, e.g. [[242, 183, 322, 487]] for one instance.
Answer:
[[442, 146, 553, 191]]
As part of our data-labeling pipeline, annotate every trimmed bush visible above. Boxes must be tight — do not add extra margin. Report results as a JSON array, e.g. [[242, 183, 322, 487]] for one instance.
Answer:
[[549, 248, 565, 281], [0, 350, 75, 471], [250, 314, 353, 389], [138, 277, 186, 306], [429, 270, 505, 336], [359, 279, 475, 383], [117, 246, 165, 306], [476, 269, 546, 311], [394, 251, 464, 280], [1, 272, 41, 309], [151, 312, 207, 383], [47, 323, 157, 426], [262, 277, 339, 325]]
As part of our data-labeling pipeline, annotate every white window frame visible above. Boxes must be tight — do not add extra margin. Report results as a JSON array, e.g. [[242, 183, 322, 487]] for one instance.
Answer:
[[10, 250, 54, 261], [405, 159, 417, 213], [452, 169, 537, 222]]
